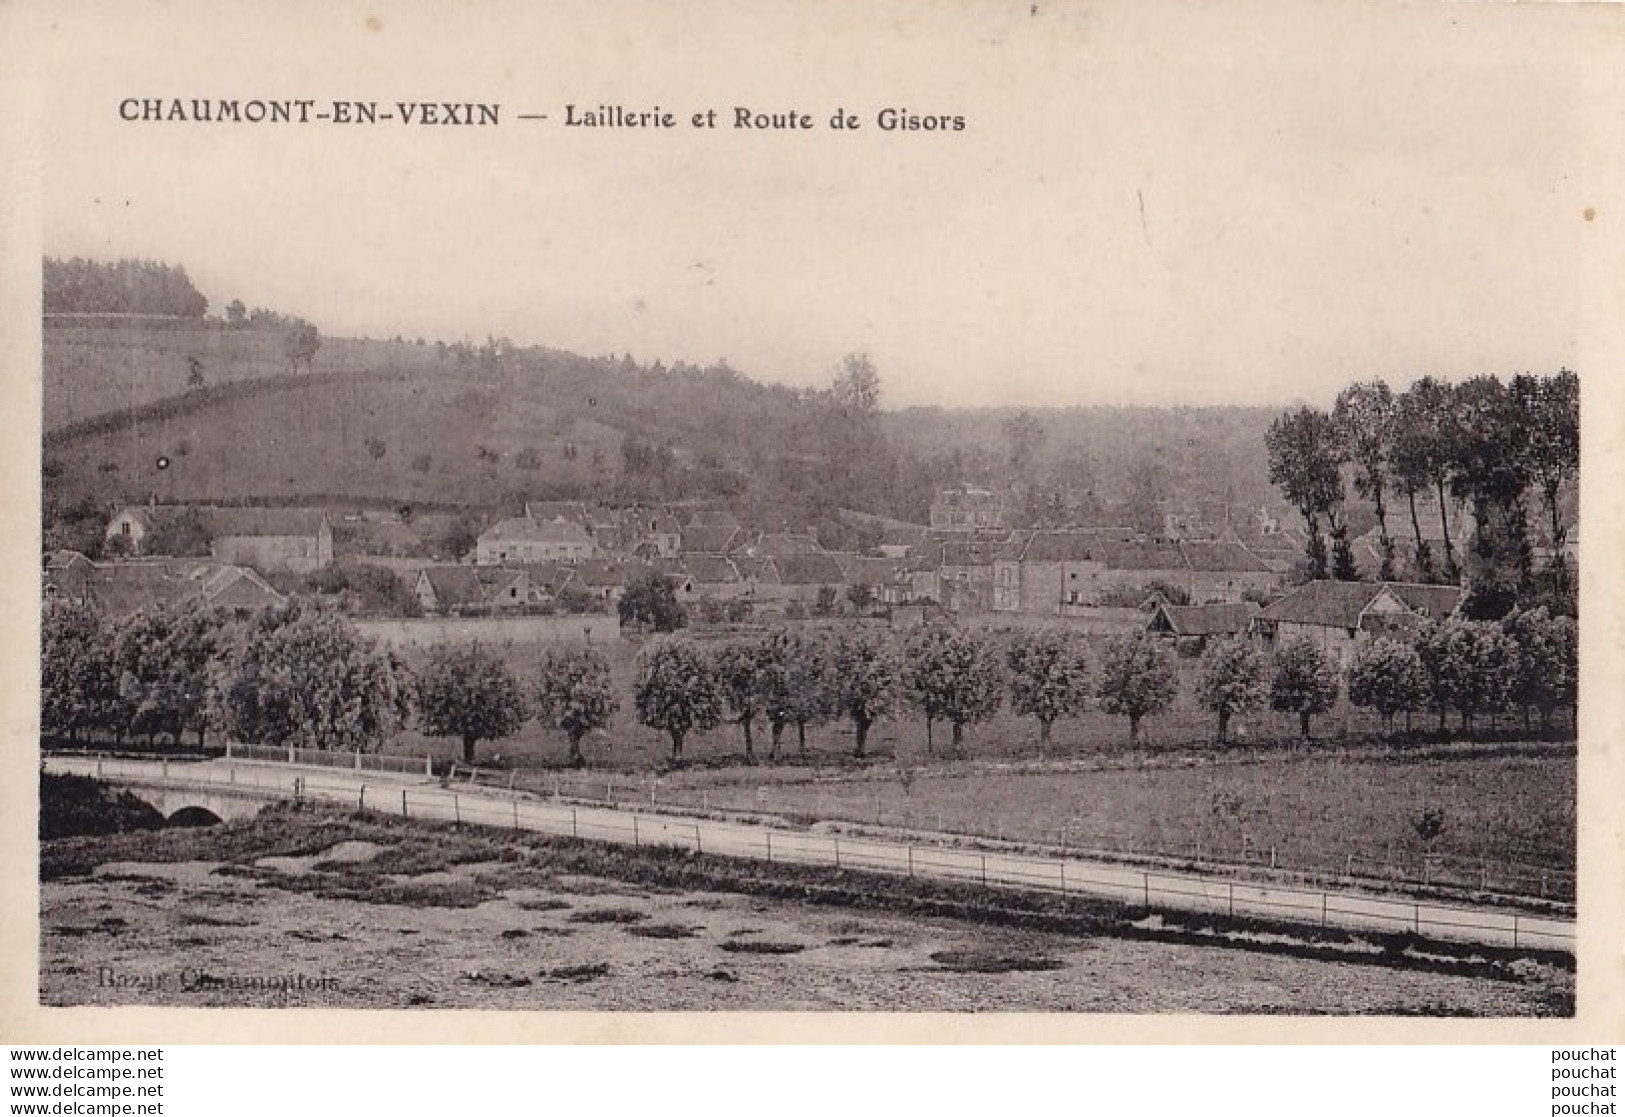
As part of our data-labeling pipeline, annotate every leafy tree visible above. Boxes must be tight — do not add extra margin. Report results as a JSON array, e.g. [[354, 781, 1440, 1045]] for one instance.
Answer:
[[225, 298, 247, 324], [1333, 381, 1397, 579], [832, 351, 881, 415], [758, 626, 836, 758], [1001, 410, 1047, 480], [41, 602, 120, 742], [1268, 638, 1340, 740], [1390, 376, 1461, 581], [846, 582, 875, 614], [900, 623, 1003, 750], [305, 563, 421, 618], [1448, 375, 1533, 615], [1265, 406, 1346, 581], [1414, 618, 1519, 734], [1094, 632, 1179, 745], [830, 629, 902, 757], [1194, 638, 1267, 745], [186, 355, 206, 391], [617, 570, 687, 632], [813, 585, 839, 617], [145, 507, 212, 557], [1329, 526, 1359, 583], [111, 608, 222, 745], [533, 644, 616, 766], [43, 257, 208, 317], [633, 636, 724, 764], [1347, 637, 1432, 736], [1502, 607, 1577, 732], [714, 638, 771, 763], [1515, 370, 1579, 596], [283, 320, 322, 373], [211, 605, 412, 752], [415, 643, 526, 765], [1004, 627, 1092, 751]]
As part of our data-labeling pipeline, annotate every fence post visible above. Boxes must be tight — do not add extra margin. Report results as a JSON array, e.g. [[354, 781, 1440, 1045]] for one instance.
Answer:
[[1512, 913, 1520, 950], [1270, 846, 1277, 870], [453, 795, 461, 826], [1413, 904, 1421, 935], [359, 785, 365, 810], [572, 808, 579, 839], [833, 837, 839, 868], [1143, 873, 1151, 909], [287, 745, 295, 764], [1346, 853, 1354, 878], [401, 789, 408, 818], [766, 830, 773, 864], [694, 824, 702, 854], [354, 750, 362, 772], [908, 846, 914, 878], [1321, 891, 1328, 926], [981, 854, 987, 885], [633, 816, 640, 847], [1059, 861, 1066, 893], [1228, 881, 1235, 918]]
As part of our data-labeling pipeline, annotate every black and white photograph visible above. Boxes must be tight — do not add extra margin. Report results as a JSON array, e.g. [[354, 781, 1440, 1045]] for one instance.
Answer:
[[5, 0, 1622, 1039]]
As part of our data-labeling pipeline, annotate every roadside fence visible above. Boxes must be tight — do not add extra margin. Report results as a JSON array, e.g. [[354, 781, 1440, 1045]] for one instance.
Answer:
[[223, 740, 432, 776], [47, 755, 1575, 955]]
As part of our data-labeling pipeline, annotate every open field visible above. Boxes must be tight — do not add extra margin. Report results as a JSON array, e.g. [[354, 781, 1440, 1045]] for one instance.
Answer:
[[44, 361, 622, 510], [39, 804, 1572, 1013], [44, 323, 456, 433], [653, 747, 1575, 879]]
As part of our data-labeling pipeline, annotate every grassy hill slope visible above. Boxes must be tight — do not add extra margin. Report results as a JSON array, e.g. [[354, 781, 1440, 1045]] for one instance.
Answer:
[[43, 321, 1282, 525]]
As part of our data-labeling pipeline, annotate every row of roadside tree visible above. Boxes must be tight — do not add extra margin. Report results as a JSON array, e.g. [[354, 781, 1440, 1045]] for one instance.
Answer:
[[42, 599, 1576, 768]]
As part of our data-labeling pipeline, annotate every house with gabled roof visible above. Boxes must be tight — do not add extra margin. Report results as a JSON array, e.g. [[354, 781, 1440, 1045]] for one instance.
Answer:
[[1179, 540, 1279, 603], [473, 567, 539, 610], [570, 559, 641, 607], [680, 522, 742, 555], [209, 507, 334, 573], [992, 530, 1102, 613], [681, 553, 749, 600], [735, 531, 824, 560], [1146, 602, 1259, 649], [875, 524, 931, 560], [104, 504, 196, 556], [475, 517, 596, 565], [1255, 579, 1463, 666], [767, 553, 848, 605], [930, 485, 1007, 531], [513, 561, 582, 603], [415, 566, 487, 614], [52, 558, 285, 618], [833, 554, 912, 606]]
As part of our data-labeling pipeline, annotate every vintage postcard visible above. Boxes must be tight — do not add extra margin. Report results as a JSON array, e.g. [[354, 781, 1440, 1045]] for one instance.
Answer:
[[2, 0, 1622, 1043]]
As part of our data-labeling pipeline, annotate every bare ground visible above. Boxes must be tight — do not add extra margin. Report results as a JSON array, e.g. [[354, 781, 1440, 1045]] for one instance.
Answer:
[[41, 833, 1570, 1014]]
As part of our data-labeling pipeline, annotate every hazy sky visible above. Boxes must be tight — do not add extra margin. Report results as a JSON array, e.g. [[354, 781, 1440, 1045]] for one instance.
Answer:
[[30, 1, 1612, 409]]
